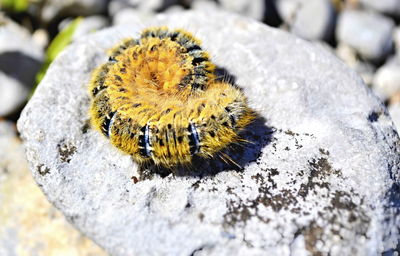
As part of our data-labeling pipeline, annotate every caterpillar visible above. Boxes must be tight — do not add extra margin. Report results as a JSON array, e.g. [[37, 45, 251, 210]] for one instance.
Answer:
[[88, 27, 255, 168]]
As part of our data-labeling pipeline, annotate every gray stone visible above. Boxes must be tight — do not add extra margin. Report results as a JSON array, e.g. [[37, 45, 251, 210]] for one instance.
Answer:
[[360, 0, 400, 17], [41, 0, 108, 23], [290, 0, 336, 41], [218, 0, 265, 20], [336, 10, 394, 61], [373, 57, 400, 100], [18, 10, 400, 255], [0, 14, 43, 117]]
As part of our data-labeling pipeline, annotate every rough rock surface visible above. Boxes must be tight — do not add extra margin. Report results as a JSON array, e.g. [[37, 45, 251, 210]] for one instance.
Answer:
[[0, 121, 107, 256], [336, 10, 394, 61], [18, 10, 400, 255]]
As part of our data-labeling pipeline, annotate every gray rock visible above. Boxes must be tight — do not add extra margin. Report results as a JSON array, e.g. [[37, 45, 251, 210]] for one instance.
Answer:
[[359, 0, 400, 17], [373, 57, 400, 100], [18, 10, 400, 255], [218, 0, 265, 20], [41, 0, 108, 23], [276, 0, 301, 25], [289, 0, 336, 41], [0, 14, 43, 117], [336, 10, 394, 61]]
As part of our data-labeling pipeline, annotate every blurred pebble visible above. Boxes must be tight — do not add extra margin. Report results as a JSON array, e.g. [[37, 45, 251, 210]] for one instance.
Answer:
[[218, 0, 265, 20], [0, 14, 43, 117], [393, 26, 400, 56], [191, 0, 219, 11], [41, 0, 108, 23], [0, 73, 29, 117], [336, 42, 375, 86], [388, 102, 400, 131], [164, 4, 185, 14], [336, 10, 394, 61], [59, 16, 109, 40], [373, 56, 400, 100], [32, 29, 49, 49], [276, 0, 301, 25], [359, 0, 400, 17], [108, 0, 180, 17], [290, 0, 336, 41], [112, 8, 155, 25]]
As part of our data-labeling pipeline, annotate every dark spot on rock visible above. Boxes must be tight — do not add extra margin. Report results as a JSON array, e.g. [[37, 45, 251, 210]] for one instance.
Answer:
[[37, 164, 50, 176], [298, 157, 341, 198], [330, 191, 357, 211], [81, 120, 90, 134], [368, 111, 380, 122], [285, 130, 299, 136], [131, 176, 139, 184], [319, 148, 329, 156], [198, 213, 205, 221], [57, 140, 77, 163]]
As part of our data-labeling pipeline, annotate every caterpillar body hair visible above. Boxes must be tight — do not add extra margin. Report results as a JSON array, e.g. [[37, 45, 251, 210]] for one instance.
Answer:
[[88, 27, 255, 168]]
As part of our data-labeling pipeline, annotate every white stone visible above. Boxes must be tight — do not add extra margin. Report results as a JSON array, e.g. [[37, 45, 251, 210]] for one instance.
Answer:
[[218, 0, 265, 20], [112, 8, 155, 26], [360, 0, 400, 17], [290, 0, 336, 41], [336, 10, 394, 61], [18, 10, 400, 255], [373, 57, 400, 100]]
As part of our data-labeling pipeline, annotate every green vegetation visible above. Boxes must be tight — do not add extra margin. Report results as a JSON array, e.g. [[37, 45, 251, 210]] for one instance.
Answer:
[[0, 0, 29, 12]]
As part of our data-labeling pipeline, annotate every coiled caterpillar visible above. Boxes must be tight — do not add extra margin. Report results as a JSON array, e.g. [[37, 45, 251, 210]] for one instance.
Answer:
[[89, 27, 255, 168]]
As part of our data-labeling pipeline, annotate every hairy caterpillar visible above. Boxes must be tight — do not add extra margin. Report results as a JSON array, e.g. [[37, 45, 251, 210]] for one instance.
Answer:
[[88, 27, 255, 168]]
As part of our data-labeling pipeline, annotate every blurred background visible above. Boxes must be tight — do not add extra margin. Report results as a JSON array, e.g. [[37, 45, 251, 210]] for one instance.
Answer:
[[0, 0, 399, 255]]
